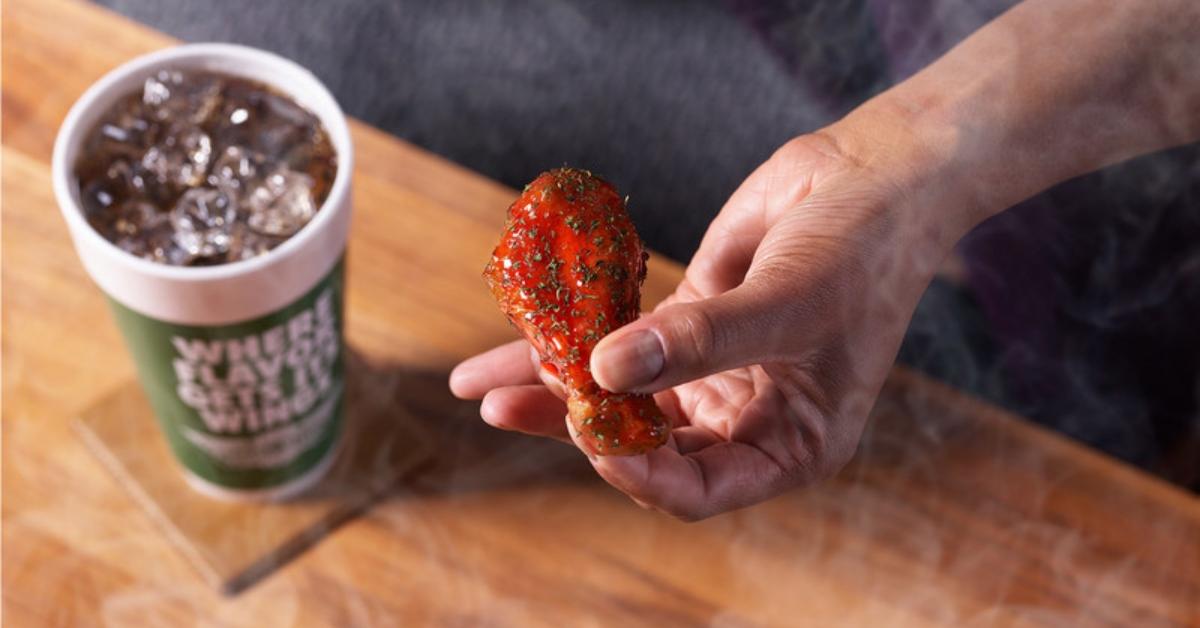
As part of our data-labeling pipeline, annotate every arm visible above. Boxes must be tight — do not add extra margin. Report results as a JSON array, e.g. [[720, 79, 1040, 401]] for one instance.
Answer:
[[836, 0, 1200, 241], [452, 0, 1200, 519]]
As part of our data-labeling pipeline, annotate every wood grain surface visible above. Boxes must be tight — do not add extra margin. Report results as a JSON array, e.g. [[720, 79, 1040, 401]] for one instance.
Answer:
[[73, 375, 430, 596], [3, 1, 1199, 626]]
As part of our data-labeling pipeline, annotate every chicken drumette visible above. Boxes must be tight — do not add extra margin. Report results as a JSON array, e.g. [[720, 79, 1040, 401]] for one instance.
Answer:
[[484, 168, 669, 455]]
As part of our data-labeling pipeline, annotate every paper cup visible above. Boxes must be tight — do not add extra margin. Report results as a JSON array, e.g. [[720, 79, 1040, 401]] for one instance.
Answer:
[[52, 44, 354, 501]]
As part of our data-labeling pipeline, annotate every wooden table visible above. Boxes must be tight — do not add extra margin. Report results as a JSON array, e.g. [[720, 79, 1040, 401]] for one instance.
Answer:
[[3, 1, 1198, 625]]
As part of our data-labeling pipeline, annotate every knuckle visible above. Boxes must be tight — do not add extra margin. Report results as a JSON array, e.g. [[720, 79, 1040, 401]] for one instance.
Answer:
[[670, 304, 721, 365], [796, 427, 857, 483], [777, 437, 821, 487], [822, 437, 860, 477], [801, 131, 860, 169]]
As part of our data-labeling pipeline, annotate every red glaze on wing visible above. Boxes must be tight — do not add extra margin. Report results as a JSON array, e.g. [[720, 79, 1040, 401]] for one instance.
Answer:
[[484, 168, 669, 456]]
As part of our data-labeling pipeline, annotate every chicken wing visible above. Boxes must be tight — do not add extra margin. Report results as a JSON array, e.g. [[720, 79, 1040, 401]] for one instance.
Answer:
[[484, 168, 669, 455]]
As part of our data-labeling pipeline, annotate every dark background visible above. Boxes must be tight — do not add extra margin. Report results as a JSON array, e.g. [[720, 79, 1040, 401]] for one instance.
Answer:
[[96, 0, 842, 259], [93, 0, 1200, 487]]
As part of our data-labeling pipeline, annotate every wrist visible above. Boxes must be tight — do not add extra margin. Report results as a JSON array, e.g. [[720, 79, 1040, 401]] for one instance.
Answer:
[[820, 96, 988, 260]]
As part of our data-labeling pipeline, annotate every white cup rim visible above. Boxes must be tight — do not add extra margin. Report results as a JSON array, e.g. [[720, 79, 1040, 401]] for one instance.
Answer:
[[51, 42, 354, 284]]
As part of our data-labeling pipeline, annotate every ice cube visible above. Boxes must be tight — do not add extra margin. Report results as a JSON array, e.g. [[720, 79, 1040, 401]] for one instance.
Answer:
[[176, 127, 212, 184], [227, 223, 284, 261], [80, 179, 118, 216], [206, 82, 256, 148], [78, 97, 158, 167], [260, 92, 311, 126], [110, 200, 166, 237], [120, 227, 193, 266], [253, 120, 307, 160], [100, 200, 189, 264], [207, 145, 265, 197], [249, 93, 316, 157], [170, 188, 237, 258], [75, 69, 337, 267], [245, 168, 317, 236], [141, 127, 212, 188], [100, 123, 131, 144], [143, 70, 222, 125], [105, 159, 159, 204], [105, 158, 136, 186], [142, 70, 179, 107]]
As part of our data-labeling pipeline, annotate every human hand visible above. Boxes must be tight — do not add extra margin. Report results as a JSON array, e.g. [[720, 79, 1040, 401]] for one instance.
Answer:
[[450, 0, 1200, 519], [451, 113, 970, 520]]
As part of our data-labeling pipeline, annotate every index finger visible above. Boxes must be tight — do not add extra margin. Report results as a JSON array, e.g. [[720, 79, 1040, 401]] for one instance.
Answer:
[[449, 339, 539, 399]]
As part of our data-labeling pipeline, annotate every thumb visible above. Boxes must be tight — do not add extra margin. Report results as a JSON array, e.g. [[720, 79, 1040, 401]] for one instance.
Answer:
[[591, 280, 803, 393]]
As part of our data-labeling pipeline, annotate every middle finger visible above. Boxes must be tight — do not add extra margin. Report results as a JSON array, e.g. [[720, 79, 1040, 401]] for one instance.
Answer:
[[450, 339, 539, 399]]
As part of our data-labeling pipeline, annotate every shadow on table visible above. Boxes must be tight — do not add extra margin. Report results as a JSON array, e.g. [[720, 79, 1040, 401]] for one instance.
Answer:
[[300, 346, 597, 505], [227, 346, 593, 592]]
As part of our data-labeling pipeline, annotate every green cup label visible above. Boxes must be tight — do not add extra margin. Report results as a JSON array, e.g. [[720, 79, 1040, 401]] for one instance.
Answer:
[[109, 258, 345, 491]]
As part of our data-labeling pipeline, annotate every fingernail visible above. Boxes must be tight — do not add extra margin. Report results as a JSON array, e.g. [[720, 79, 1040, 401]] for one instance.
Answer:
[[593, 330, 664, 391]]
